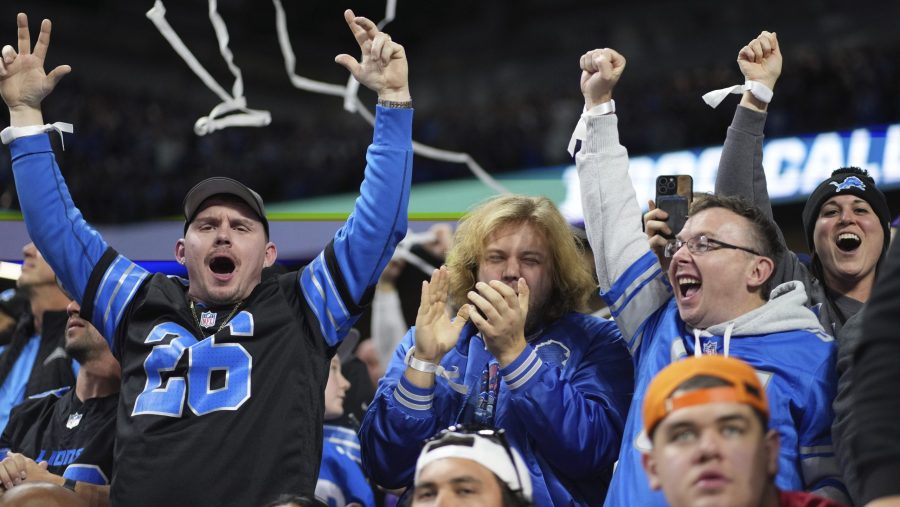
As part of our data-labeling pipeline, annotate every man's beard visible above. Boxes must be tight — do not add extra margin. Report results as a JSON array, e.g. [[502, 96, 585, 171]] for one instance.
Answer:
[[524, 296, 549, 337], [65, 341, 98, 365]]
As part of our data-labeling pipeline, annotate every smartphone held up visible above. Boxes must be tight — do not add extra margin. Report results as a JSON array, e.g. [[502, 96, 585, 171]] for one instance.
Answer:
[[655, 175, 693, 239]]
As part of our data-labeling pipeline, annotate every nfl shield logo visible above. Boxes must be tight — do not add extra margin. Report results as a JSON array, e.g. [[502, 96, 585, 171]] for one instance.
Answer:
[[703, 340, 718, 356], [200, 311, 217, 328], [66, 412, 83, 429]]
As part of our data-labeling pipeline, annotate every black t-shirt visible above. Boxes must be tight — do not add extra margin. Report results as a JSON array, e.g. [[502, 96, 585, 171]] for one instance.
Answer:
[[0, 387, 116, 484]]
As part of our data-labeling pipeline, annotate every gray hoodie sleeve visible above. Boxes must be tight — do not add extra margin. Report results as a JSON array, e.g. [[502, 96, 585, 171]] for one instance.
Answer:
[[715, 105, 773, 220], [714, 104, 815, 297], [576, 114, 671, 349]]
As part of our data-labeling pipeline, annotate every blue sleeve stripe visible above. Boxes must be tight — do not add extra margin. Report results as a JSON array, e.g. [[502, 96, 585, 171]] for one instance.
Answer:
[[300, 267, 333, 345], [317, 253, 351, 322], [300, 253, 354, 347], [94, 256, 148, 344], [62, 464, 109, 485], [605, 253, 665, 315]]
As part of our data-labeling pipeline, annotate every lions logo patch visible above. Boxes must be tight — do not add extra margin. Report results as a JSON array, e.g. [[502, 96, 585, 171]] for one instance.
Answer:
[[830, 176, 866, 193], [534, 340, 571, 368]]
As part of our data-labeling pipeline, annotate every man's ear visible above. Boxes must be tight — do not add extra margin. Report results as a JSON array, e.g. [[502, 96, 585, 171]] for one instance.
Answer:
[[264, 242, 278, 268], [641, 451, 662, 491], [175, 239, 186, 265], [764, 429, 780, 478], [747, 255, 775, 292]]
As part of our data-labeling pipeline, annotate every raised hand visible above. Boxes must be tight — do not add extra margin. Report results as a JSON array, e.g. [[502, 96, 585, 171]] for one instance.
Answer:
[[737, 31, 781, 91], [0, 13, 71, 126], [334, 9, 410, 102], [467, 278, 529, 367], [579, 48, 626, 109], [413, 266, 469, 364]]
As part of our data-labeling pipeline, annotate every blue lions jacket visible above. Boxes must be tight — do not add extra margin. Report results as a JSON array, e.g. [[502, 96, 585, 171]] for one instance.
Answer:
[[359, 313, 633, 506]]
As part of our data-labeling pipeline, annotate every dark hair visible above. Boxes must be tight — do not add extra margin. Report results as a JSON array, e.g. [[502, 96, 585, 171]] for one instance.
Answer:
[[650, 374, 768, 439], [690, 195, 785, 298], [262, 494, 327, 507]]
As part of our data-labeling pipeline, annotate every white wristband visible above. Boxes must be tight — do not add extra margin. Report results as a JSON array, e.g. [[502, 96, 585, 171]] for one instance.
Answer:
[[403, 346, 463, 386], [405, 346, 438, 374], [0, 122, 74, 150], [701, 80, 773, 109], [567, 100, 616, 156]]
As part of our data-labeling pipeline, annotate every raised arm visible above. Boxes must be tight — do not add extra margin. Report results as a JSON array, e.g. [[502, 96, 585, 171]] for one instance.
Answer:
[[713, 31, 810, 290], [359, 267, 469, 488], [300, 10, 413, 346], [714, 31, 781, 220], [575, 48, 671, 348], [2, 13, 112, 318]]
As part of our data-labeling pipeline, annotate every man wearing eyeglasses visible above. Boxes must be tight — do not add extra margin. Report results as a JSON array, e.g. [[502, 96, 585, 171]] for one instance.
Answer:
[[572, 47, 843, 507]]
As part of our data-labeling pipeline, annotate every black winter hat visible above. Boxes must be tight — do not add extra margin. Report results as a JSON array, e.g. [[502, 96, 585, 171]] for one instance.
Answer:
[[801, 167, 890, 258]]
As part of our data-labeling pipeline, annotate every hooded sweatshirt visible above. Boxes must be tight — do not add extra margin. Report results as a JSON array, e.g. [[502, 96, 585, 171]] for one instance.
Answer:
[[575, 113, 846, 507]]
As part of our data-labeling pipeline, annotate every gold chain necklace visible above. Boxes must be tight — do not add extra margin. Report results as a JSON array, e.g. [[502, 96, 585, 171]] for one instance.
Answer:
[[190, 299, 243, 335]]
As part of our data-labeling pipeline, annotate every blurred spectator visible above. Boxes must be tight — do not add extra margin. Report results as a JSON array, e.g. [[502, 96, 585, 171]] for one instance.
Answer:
[[0, 301, 118, 506], [0, 289, 28, 346], [851, 235, 900, 506], [315, 352, 374, 507], [0, 244, 76, 432]]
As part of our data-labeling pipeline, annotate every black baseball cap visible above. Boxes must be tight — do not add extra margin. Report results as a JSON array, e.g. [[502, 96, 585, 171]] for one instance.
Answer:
[[183, 177, 269, 237]]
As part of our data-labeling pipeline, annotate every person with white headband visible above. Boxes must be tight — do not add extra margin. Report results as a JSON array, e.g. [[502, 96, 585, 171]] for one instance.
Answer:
[[411, 426, 533, 507]]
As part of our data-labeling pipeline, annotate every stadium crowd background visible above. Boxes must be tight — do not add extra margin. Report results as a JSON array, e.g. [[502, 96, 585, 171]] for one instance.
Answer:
[[0, 0, 899, 228]]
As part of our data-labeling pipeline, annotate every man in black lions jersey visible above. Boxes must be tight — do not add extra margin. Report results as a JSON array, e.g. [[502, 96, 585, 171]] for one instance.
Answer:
[[1, 9, 413, 506], [0, 301, 118, 507]]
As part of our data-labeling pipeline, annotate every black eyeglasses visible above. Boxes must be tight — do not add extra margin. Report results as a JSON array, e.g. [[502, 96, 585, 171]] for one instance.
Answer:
[[664, 235, 762, 258], [422, 425, 525, 495]]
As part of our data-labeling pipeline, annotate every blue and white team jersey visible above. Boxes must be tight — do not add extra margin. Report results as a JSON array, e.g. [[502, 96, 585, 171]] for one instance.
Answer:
[[9, 105, 414, 507], [602, 251, 845, 507]]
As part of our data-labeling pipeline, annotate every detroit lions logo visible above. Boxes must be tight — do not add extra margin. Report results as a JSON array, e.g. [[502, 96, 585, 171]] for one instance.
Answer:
[[830, 176, 866, 193], [534, 340, 571, 368]]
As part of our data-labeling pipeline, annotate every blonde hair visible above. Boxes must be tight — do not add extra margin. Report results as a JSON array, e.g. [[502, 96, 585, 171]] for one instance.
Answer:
[[445, 194, 595, 321]]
